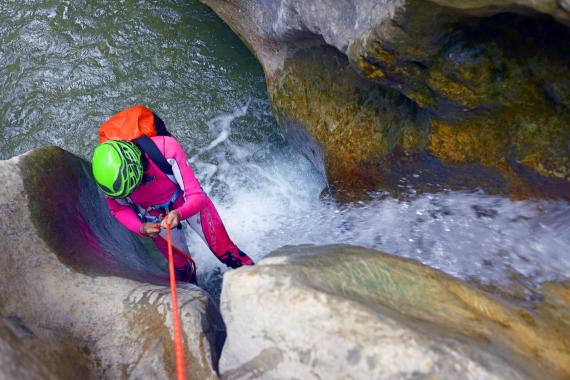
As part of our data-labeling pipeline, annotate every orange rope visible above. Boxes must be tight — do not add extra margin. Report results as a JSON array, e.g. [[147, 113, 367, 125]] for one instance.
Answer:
[[157, 235, 197, 275], [166, 223, 187, 380]]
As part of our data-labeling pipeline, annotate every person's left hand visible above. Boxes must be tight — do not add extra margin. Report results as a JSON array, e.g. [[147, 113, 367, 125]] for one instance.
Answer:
[[161, 210, 181, 229]]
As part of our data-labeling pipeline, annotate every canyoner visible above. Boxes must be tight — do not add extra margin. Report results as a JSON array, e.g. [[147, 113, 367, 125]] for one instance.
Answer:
[[91, 105, 255, 284]]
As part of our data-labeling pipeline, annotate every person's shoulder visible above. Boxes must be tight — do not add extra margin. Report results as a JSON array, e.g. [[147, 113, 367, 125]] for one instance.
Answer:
[[149, 135, 179, 144], [150, 135, 184, 155], [148, 135, 181, 146]]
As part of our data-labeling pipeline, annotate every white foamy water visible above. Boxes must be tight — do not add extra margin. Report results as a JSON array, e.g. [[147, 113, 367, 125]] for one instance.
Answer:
[[186, 107, 570, 291]]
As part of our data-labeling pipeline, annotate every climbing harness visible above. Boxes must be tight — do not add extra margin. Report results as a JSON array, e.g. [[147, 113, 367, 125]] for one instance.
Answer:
[[116, 187, 181, 224], [141, 188, 181, 223], [115, 188, 197, 277], [166, 222, 187, 380]]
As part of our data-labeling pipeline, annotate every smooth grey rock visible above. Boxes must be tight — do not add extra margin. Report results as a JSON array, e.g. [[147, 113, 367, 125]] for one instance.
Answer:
[[219, 245, 570, 379], [199, 0, 404, 75], [201, 0, 569, 77], [0, 148, 222, 379]]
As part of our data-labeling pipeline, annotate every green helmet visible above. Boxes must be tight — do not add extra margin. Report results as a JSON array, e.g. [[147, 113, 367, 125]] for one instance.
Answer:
[[92, 140, 143, 198]]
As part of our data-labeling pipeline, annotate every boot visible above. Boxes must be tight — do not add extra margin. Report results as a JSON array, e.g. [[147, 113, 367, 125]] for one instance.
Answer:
[[174, 265, 197, 284], [219, 249, 254, 269]]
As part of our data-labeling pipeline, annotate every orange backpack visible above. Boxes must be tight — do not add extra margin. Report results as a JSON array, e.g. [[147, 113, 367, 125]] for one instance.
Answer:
[[99, 105, 171, 143], [98, 105, 174, 175]]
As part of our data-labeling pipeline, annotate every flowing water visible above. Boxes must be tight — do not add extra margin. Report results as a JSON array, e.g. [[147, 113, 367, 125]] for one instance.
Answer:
[[1, 0, 569, 296]]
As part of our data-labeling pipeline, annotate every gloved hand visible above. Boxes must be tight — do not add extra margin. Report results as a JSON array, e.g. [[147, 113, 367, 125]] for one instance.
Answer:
[[140, 223, 161, 238], [219, 250, 255, 269], [161, 210, 181, 229]]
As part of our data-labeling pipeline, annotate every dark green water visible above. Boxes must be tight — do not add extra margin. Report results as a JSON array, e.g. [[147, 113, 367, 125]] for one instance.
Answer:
[[0, 0, 279, 160]]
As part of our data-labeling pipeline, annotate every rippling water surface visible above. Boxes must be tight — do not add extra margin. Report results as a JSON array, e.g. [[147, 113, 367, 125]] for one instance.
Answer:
[[1, 0, 569, 294], [0, 0, 274, 158]]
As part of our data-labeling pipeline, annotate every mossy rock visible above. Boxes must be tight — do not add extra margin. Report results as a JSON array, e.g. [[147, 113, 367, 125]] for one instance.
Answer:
[[201, 0, 570, 200], [351, 4, 570, 198], [268, 44, 429, 194]]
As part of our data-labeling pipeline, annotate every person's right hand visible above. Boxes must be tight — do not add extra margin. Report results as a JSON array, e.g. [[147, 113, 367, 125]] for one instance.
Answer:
[[140, 223, 161, 238]]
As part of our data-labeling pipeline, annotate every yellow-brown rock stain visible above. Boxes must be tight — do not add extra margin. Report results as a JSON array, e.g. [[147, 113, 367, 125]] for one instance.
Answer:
[[269, 44, 425, 193]]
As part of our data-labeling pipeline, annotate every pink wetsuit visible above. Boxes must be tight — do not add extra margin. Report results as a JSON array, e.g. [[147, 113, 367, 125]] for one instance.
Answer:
[[106, 136, 251, 272]]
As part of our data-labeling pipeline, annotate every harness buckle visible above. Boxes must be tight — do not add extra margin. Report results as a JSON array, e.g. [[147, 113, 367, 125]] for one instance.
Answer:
[[140, 188, 182, 227]]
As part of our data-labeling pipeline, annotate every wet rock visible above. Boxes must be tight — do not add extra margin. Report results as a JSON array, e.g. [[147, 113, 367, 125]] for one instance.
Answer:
[[219, 245, 570, 379], [0, 148, 222, 379], [200, 0, 570, 199], [0, 316, 92, 379]]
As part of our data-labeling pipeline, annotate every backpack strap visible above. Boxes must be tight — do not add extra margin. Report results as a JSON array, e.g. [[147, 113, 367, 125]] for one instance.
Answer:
[[153, 113, 171, 137], [132, 135, 174, 176]]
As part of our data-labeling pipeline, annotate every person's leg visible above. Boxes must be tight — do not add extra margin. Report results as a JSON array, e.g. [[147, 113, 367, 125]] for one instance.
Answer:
[[186, 196, 254, 268], [153, 226, 196, 283]]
